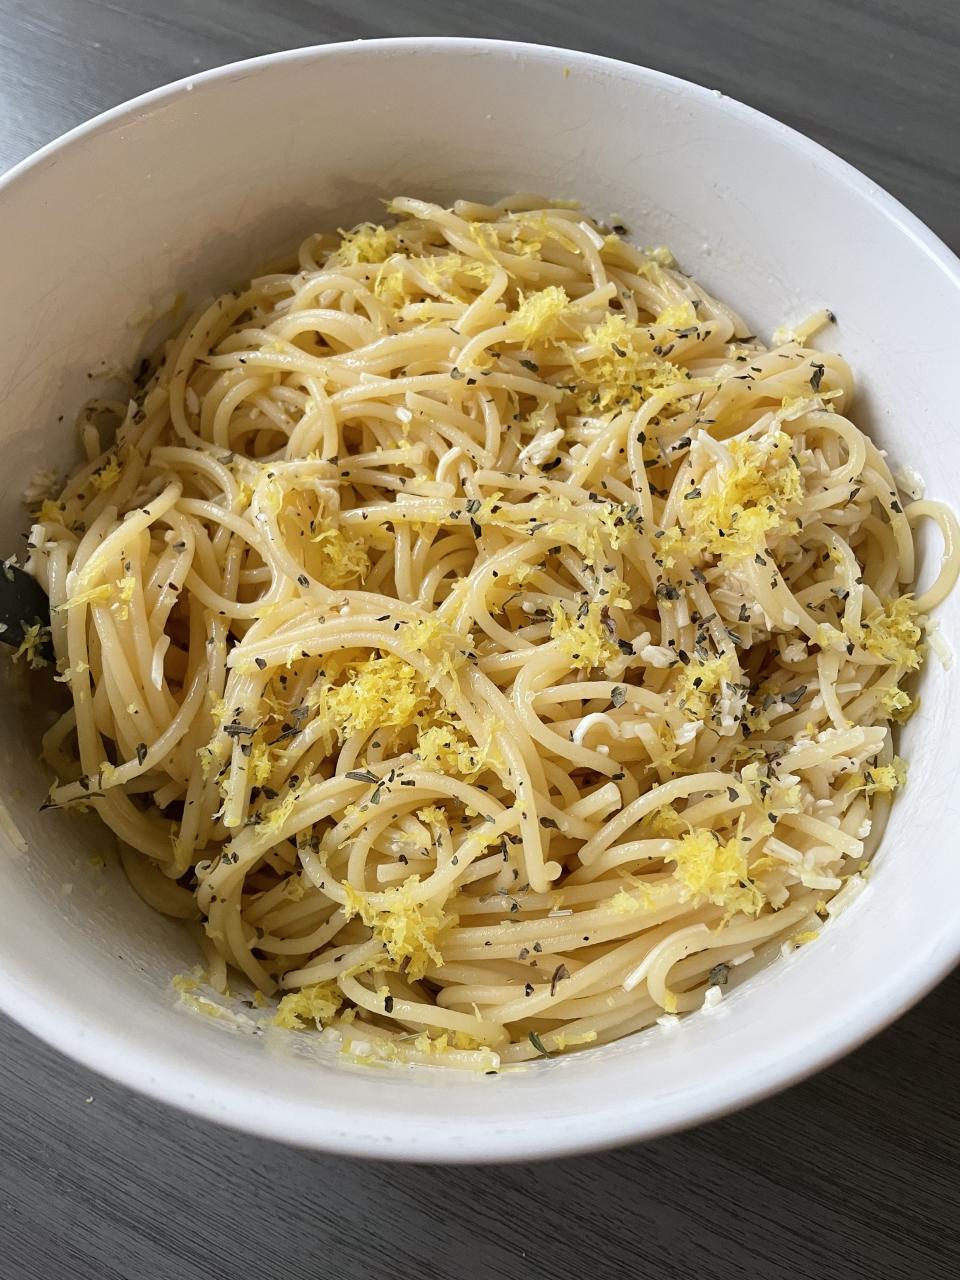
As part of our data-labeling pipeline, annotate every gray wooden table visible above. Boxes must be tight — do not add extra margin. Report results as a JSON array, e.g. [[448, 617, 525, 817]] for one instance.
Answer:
[[1, 3, 958, 1277]]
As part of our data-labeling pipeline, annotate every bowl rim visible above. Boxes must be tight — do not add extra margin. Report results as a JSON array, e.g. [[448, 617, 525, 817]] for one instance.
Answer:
[[1, 35, 958, 1163]]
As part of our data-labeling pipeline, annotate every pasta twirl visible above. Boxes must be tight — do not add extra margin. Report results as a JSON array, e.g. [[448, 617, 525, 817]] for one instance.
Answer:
[[24, 194, 958, 1071]]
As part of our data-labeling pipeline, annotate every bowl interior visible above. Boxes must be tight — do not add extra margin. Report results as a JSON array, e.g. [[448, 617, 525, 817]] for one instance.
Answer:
[[0, 39, 958, 1160]]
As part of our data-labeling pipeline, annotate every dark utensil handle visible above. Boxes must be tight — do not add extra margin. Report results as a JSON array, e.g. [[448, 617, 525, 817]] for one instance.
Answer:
[[0, 563, 54, 661]]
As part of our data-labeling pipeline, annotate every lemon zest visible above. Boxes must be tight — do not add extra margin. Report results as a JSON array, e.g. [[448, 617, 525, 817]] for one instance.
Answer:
[[655, 300, 697, 328], [334, 223, 396, 266], [667, 824, 764, 916], [508, 285, 571, 344], [572, 312, 687, 414], [340, 876, 450, 980], [310, 525, 370, 588], [274, 981, 343, 1029], [90, 454, 121, 492], [11, 621, 50, 669], [859, 596, 924, 670], [679, 429, 803, 560], [850, 758, 906, 795], [416, 720, 500, 781], [549, 601, 618, 670]]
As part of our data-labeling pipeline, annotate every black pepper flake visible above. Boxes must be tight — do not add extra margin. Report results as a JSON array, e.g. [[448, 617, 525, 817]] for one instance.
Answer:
[[727, 786, 738, 803], [135, 742, 148, 766], [809, 362, 825, 391], [519, 358, 539, 373], [708, 962, 730, 987], [384, 995, 394, 1013], [610, 685, 627, 708], [297, 574, 309, 587], [524, 983, 535, 997], [539, 816, 560, 830], [450, 367, 464, 380], [469, 517, 482, 538], [254, 656, 267, 670]]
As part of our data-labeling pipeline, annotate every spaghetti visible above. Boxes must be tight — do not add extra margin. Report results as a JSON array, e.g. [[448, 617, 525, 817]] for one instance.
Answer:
[[24, 195, 958, 1071]]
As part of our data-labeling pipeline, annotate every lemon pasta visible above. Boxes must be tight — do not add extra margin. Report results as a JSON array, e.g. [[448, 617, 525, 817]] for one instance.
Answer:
[[23, 194, 958, 1071]]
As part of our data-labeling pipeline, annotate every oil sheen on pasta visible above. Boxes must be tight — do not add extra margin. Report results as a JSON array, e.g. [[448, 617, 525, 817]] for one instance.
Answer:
[[25, 195, 959, 1072]]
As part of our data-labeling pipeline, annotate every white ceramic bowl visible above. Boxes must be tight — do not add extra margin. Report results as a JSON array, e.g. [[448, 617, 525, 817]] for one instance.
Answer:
[[1, 38, 958, 1163]]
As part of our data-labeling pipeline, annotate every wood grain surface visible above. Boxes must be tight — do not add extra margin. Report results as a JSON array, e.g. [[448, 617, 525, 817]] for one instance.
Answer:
[[1, 3, 958, 1277]]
